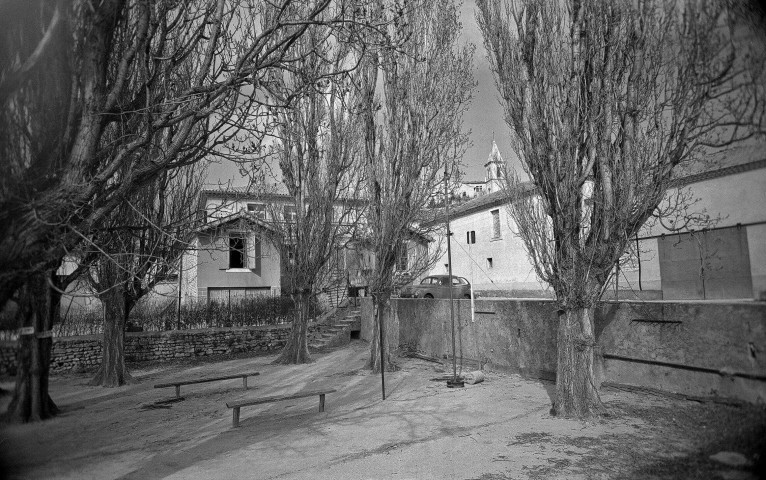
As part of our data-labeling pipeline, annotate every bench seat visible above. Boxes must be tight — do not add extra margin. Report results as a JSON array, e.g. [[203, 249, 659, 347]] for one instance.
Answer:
[[226, 388, 337, 427], [154, 372, 260, 398]]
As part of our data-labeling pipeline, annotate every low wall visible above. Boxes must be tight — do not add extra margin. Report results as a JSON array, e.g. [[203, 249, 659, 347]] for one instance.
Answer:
[[361, 297, 766, 403], [0, 325, 299, 376]]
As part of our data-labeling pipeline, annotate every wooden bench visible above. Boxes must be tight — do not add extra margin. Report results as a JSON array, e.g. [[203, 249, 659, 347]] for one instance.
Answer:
[[154, 372, 260, 399], [226, 388, 337, 428]]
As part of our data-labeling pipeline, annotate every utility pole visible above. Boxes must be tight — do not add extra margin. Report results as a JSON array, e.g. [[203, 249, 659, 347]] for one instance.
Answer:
[[444, 162, 463, 389]]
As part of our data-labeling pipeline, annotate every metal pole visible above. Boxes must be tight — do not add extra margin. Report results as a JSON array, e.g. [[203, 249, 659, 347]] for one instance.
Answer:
[[444, 168, 462, 388], [176, 256, 182, 330], [469, 241, 475, 323]]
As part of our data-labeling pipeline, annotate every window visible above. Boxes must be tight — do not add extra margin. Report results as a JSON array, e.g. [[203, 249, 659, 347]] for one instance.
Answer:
[[487, 258, 493, 269], [397, 244, 408, 271], [247, 203, 266, 219], [229, 236, 246, 269], [490, 209, 501, 239], [466, 230, 476, 244], [284, 205, 297, 223]]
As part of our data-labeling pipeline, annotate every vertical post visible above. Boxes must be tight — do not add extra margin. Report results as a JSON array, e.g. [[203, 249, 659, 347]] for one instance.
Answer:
[[175, 385, 180, 399], [379, 298, 386, 400], [177, 256, 182, 330], [232, 407, 240, 428], [243, 376, 248, 389], [319, 393, 326, 412], [469, 240, 475, 323], [444, 168, 458, 386]]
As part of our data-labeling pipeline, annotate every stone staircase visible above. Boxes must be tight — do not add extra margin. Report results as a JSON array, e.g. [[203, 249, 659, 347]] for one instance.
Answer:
[[308, 306, 362, 352]]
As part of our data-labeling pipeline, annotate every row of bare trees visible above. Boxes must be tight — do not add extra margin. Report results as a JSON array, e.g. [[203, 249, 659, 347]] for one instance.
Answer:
[[11, 0, 753, 425], [1, 0, 473, 422], [235, 0, 475, 369]]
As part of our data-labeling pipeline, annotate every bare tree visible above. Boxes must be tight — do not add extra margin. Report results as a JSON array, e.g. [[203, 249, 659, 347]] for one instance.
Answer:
[[0, 0, 343, 421], [477, 0, 765, 417], [261, 2, 369, 364], [357, 0, 474, 373], [85, 164, 204, 387]]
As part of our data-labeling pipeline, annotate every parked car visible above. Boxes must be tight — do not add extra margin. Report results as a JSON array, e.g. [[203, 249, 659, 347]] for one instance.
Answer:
[[399, 275, 473, 299]]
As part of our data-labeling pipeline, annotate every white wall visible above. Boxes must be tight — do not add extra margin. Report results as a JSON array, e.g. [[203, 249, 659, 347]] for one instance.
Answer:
[[430, 206, 545, 292]]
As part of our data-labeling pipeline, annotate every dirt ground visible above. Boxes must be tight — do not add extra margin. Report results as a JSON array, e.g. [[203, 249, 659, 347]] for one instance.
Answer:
[[0, 340, 764, 480]]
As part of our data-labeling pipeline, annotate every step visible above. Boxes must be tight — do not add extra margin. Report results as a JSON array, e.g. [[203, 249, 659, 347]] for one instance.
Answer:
[[319, 327, 346, 335]]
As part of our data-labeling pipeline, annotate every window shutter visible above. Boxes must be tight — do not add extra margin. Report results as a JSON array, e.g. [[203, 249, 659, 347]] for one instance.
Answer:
[[254, 237, 262, 276]]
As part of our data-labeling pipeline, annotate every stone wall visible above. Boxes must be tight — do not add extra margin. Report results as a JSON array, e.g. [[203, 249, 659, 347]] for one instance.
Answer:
[[361, 297, 766, 403], [0, 324, 300, 376]]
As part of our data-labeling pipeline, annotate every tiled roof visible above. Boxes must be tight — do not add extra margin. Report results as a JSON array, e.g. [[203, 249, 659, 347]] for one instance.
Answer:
[[426, 156, 765, 224], [198, 187, 366, 207], [197, 209, 275, 234], [669, 158, 766, 188], [426, 182, 535, 225]]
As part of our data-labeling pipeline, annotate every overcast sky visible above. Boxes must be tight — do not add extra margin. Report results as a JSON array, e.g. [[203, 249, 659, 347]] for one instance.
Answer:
[[207, 0, 521, 188]]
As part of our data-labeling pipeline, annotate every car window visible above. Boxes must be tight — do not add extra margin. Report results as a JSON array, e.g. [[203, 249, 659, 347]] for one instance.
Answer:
[[421, 277, 433, 285], [454, 277, 468, 285], [440, 277, 451, 285]]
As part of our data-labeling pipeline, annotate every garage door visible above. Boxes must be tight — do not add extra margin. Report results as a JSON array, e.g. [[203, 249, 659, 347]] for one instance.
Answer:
[[658, 226, 752, 299]]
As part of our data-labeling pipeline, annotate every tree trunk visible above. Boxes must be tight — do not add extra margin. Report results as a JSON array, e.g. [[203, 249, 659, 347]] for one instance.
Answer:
[[90, 288, 131, 387], [554, 307, 603, 417], [369, 294, 397, 373], [274, 291, 312, 364], [6, 273, 58, 422]]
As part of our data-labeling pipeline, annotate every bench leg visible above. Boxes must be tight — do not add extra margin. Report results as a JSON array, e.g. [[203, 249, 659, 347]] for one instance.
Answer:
[[175, 385, 181, 399], [319, 394, 326, 412], [232, 407, 240, 428], [243, 376, 248, 389]]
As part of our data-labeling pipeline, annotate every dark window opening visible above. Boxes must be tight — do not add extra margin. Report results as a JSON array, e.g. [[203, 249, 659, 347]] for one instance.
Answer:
[[229, 236, 246, 269]]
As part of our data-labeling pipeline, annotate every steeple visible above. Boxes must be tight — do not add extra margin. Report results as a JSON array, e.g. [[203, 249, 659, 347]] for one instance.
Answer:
[[484, 141, 505, 192]]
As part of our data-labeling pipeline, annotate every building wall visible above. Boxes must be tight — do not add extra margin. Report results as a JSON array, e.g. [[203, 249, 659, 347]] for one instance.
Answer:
[[195, 231, 281, 302], [360, 297, 766, 403], [432, 163, 766, 300], [622, 165, 766, 299], [430, 208, 545, 292], [181, 238, 198, 302]]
